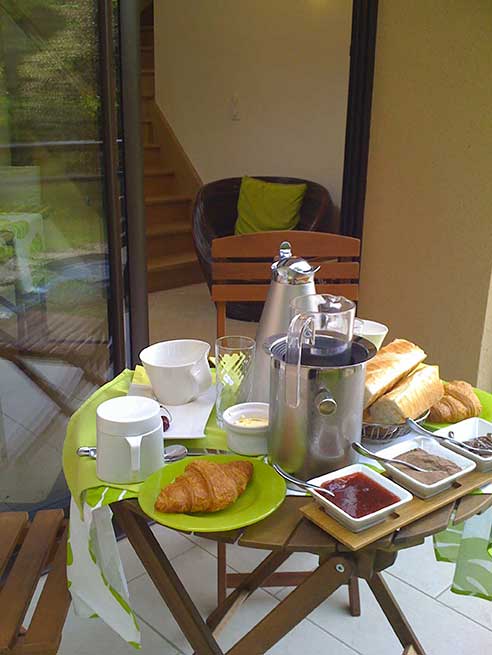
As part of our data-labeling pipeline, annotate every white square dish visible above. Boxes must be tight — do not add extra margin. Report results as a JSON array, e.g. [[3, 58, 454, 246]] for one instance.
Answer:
[[378, 436, 475, 498], [308, 464, 412, 533], [435, 417, 492, 472]]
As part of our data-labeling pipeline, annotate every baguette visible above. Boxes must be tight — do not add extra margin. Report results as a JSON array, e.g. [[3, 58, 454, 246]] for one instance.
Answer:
[[429, 380, 481, 423], [364, 339, 427, 409], [365, 364, 444, 424]]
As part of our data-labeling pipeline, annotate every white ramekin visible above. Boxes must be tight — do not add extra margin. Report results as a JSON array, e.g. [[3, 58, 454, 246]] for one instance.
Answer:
[[222, 402, 269, 456]]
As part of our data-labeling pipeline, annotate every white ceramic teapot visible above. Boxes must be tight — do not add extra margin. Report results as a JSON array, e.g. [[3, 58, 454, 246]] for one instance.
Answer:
[[96, 396, 164, 483]]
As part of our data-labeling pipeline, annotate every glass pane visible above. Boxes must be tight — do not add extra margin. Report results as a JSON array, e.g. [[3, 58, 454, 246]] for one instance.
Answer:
[[0, 1, 119, 511]]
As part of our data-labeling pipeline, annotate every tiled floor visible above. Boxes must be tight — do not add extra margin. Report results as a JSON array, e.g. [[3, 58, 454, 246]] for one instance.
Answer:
[[57, 526, 492, 655]]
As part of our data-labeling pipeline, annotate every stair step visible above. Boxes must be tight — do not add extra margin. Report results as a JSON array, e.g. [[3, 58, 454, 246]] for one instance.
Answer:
[[149, 252, 197, 271], [147, 252, 203, 292], [145, 194, 192, 225], [145, 194, 191, 206], [146, 223, 194, 258], [144, 144, 161, 166], [147, 222, 191, 237], [141, 119, 153, 141], [144, 169, 177, 195]]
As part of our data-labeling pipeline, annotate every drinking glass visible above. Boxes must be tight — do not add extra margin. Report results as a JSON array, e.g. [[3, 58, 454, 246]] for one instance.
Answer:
[[215, 336, 256, 428]]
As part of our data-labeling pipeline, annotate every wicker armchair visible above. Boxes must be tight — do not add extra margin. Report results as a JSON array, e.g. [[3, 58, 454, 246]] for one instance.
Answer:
[[192, 176, 334, 322]]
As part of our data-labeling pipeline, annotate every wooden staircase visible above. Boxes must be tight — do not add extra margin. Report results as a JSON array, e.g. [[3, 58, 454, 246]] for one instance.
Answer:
[[140, 6, 203, 292]]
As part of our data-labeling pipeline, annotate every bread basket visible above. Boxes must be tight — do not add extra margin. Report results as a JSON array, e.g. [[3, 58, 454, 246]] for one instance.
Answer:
[[362, 410, 430, 444]]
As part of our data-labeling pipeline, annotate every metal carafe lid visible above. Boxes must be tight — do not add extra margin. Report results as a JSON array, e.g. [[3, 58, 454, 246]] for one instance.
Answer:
[[271, 241, 319, 285]]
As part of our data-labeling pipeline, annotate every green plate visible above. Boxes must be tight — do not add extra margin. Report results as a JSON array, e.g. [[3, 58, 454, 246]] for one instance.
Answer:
[[423, 387, 492, 431], [138, 455, 286, 532]]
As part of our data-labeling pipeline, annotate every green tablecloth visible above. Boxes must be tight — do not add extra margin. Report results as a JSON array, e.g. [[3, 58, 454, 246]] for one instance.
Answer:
[[63, 368, 227, 648]]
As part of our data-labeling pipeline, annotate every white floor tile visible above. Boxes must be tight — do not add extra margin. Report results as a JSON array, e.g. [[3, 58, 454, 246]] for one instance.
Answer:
[[151, 524, 196, 561], [299, 573, 492, 655], [437, 585, 492, 631], [129, 544, 357, 654], [118, 528, 195, 583], [59, 606, 179, 655], [386, 536, 455, 597]]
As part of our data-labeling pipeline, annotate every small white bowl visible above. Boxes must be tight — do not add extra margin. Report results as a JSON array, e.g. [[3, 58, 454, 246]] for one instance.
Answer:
[[308, 464, 412, 533], [222, 402, 269, 456], [378, 436, 475, 498], [435, 417, 492, 472]]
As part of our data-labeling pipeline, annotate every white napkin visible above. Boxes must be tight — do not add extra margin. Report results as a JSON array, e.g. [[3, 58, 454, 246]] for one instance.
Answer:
[[127, 381, 216, 439]]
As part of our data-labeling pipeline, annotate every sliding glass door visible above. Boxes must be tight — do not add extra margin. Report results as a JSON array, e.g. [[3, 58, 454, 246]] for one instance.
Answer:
[[0, 0, 144, 511]]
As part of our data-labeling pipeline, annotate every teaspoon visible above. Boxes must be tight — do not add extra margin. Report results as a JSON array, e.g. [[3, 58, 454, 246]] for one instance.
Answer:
[[406, 418, 492, 456], [76, 444, 188, 462], [272, 463, 335, 497], [352, 442, 432, 473]]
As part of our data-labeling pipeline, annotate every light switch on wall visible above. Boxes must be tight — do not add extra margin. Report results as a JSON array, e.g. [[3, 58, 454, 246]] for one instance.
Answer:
[[231, 93, 240, 121]]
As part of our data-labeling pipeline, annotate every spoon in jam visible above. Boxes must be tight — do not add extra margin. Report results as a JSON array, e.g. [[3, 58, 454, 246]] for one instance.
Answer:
[[352, 442, 432, 473], [272, 463, 335, 497]]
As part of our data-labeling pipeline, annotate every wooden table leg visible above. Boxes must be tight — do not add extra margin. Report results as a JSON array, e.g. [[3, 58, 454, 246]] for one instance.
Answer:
[[112, 502, 224, 655], [348, 577, 361, 616], [367, 572, 426, 655], [207, 549, 291, 632], [225, 555, 353, 655], [217, 542, 227, 607]]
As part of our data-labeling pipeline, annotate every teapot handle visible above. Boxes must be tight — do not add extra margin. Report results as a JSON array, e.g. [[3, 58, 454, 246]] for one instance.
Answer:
[[125, 435, 143, 478]]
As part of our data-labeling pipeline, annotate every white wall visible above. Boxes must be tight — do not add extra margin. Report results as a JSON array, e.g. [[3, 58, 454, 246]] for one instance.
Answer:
[[154, 0, 352, 209], [359, 0, 492, 387]]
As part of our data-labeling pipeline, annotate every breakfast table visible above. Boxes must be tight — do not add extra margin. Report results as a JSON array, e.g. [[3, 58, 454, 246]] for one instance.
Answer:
[[63, 369, 492, 654]]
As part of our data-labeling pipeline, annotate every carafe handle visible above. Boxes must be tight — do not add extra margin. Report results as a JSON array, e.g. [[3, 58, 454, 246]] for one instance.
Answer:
[[285, 313, 314, 407]]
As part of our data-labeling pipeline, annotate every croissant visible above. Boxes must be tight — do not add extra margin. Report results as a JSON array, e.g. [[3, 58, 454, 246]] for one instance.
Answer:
[[155, 459, 253, 513], [429, 380, 482, 423]]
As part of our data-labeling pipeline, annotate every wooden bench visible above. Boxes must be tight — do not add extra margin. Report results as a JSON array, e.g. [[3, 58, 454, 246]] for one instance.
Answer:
[[0, 510, 71, 654]]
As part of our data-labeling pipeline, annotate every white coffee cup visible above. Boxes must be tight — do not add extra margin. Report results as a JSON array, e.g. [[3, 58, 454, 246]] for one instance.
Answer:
[[354, 318, 389, 350], [96, 396, 164, 484], [139, 339, 213, 405]]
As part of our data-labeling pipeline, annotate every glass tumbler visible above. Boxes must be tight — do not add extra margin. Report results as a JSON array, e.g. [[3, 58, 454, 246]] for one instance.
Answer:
[[215, 336, 256, 428]]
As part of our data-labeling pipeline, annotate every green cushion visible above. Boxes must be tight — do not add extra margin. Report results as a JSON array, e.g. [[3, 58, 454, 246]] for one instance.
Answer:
[[234, 176, 307, 235]]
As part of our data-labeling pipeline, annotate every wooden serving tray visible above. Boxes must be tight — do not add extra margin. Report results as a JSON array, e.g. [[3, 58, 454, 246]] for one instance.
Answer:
[[300, 469, 492, 551]]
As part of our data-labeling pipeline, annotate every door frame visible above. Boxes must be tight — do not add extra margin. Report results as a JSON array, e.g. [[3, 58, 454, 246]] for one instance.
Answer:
[[340, 0, 379, 239]]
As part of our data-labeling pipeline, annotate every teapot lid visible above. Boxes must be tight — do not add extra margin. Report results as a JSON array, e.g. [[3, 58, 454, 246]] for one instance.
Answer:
[[271, 241, 319, 285]]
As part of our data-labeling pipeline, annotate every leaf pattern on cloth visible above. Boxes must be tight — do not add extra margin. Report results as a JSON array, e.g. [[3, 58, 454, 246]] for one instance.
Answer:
[[434, 506, 492, 600]]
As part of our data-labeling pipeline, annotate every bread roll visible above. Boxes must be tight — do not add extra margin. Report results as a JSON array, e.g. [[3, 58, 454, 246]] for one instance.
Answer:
[[365, 365, 444, 424], [429, 380, 482, 423], [364, 339, 427, 409]]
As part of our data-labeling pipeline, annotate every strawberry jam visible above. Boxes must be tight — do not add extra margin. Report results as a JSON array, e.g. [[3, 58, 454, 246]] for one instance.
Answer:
[[321, 472, 399, 518]]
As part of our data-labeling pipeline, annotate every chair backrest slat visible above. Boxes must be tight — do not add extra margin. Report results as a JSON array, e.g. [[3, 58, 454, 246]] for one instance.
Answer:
[[211, 231, 360, 258], [212, 261, 359, 282], [212, 283, 359, 303], [211, 230, 361, 338]]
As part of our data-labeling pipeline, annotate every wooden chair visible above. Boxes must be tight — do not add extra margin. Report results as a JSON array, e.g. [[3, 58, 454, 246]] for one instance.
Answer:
[[211, 230, 361, 612], [193, 176, 336, 322], [0, 510, 71, 654]]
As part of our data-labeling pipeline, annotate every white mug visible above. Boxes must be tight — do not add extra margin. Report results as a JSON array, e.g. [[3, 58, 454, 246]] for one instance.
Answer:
[[354, 318, 389, 350], [96, 396, 164, 483], [140, 339, 213, 405]]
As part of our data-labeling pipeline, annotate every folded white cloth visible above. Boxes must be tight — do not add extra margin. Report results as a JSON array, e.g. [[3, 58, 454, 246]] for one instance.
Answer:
[[127, 381, 216, 439]]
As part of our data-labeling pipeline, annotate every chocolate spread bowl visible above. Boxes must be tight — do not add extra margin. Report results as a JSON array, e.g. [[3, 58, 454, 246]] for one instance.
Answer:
[[434, 417, 492, 473], [377, 436, 475, 499]]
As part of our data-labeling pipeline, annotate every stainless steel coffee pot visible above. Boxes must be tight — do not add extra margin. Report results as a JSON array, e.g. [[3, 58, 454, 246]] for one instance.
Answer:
[[266, 334, 376, 481], [251, 241, 319, 402]]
